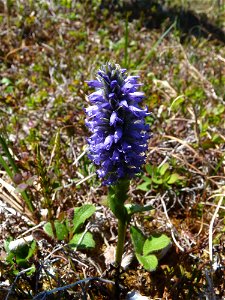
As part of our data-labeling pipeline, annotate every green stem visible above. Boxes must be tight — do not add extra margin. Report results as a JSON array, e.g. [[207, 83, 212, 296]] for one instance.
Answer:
[[21, 190, 35, 213], [108, 179, 130, 268], [0, 153, 13, 179], [0, 135, 18, 174], [115, 218, 127, 267], [48, 206, 57, 239], [108, 179, 130, 298]]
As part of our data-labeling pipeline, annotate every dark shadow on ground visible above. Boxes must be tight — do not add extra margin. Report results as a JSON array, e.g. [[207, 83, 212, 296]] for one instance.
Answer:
[[101, 0, 225, 44]]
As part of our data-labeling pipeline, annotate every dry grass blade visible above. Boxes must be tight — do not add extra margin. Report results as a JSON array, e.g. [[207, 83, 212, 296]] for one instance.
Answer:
[[163, 135, 203, 160], [208, 188, 225, 262], [0, 177, 34, 222]]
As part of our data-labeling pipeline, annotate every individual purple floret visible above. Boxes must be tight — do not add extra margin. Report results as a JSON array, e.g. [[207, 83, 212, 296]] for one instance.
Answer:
[[85, 62, 150, 185]]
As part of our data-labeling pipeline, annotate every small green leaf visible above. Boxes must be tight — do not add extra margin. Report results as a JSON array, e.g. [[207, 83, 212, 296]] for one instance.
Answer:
[[125, 204, 154, 216], [146, 164, 153, 175], [4, 237, 13, 253], [69, 231, 95, 249], [26, 240, 37, 260], [6, 240, 37, 267], [10, 244, 30, 259], [142, 176, 152, 182], [54, 221, 69, 240], [162, 170, 171, 182], [137, 181, 151, 191], [167, 173, 182, 184], [211, 134, 224, 144], [130, 226, 146, 255], [6, 251, 15, 264], [43, 222, 53, 237], [26, 264, 36, 275], [136, 253, 158, 271], [143, 234, 171, 256], [1, 77, 11, 85], [73, 204, 96, 233], [43, 221, 68, 240], [152, 177, 163, 184], [159, 163, 170, 176], [170, 96, 185, 111], [8, 235, 33, 252]]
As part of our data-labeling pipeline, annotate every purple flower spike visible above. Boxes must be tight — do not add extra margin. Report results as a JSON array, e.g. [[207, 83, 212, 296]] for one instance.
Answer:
[[85, 62, 151, 185]]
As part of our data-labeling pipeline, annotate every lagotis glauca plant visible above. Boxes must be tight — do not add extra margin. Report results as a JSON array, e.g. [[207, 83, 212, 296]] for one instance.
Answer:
[[85, 62, 171, 272]]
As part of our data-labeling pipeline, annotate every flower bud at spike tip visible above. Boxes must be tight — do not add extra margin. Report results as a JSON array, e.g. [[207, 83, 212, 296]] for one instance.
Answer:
[[85, 62, 151, 185]]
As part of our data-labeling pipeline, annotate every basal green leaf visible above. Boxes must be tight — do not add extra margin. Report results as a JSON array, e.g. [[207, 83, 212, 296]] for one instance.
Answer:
[[26, 241, 37, 260], [167, 173, 183, 184], [146, 164, 153, 175], [136, 253, 158, 271], [6, 240, 37, 268], [1, 77, 11, 85], [73, 204, 96, 233], [43, 222, 53, 237], [130, 226, 146, 255], [170, 96, 185, 111], [54, 221, 69, 240], [159, 163, 170, 176], [152, 177, 163, 184], [142, 175, 152, 182], [43, 221, 68, 240], [4, 237, 13, 253], [10, 244, 30, 259], [143, 234, 171, 256], [137, 181, 151, 191], [69, 231, 95, 249]]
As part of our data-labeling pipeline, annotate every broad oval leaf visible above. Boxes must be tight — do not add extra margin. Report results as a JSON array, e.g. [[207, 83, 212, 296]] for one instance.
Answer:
[[69, 231, 95, 249], [43, 221, 68, 241], [8, 235, 33, 252], [145, 164, 153, 175], [159, 163, 170, 176], [136, 253, 158, 272], [143, 234, 171, 256], [167, 173, 183, 184], [130, 226, 146, 255], [73, 204, 96, 233], [152, 177, 163, 184], [137, 181, 151, 191]]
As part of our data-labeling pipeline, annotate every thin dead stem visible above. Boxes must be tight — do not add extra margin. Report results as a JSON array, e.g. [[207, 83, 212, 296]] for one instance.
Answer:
[[160, 193, 185, 252], [208, 191, 225, 261]]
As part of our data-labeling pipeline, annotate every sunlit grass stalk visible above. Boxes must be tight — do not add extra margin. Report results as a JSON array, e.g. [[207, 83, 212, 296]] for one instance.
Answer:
[[0, 153, 13, 179], [123, 13, 129, 68], [0, 135, 34, 212], [137, 20, 176, 69], [0, 135, 18, 174]]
